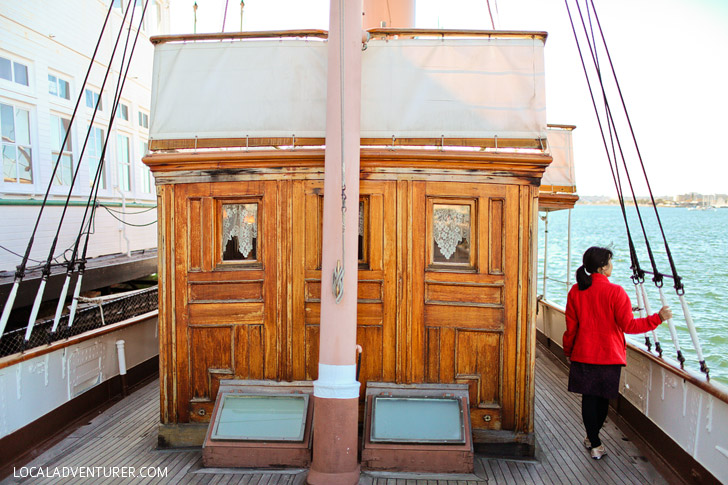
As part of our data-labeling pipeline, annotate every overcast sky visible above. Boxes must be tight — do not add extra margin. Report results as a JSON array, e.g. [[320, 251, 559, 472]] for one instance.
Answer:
[[167, 0, 728, 197]]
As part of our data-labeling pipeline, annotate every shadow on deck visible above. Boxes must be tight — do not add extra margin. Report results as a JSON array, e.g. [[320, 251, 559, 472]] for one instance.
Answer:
[[1, 344, 672, 484]]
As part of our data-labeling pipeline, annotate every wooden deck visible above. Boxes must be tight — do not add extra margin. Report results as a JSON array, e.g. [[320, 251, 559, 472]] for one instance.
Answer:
[[2, 344, 671, 484]]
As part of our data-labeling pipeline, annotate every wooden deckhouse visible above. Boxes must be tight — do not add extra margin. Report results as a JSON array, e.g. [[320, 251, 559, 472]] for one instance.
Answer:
[[145, 29, 558, 462]]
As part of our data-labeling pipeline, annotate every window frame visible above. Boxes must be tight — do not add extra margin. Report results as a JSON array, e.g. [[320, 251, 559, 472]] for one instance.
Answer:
[[138, 111, 149, 129], [87, 124, 107, 191], [138, 140, 153, 195], [116, 133, 132, 192], [1, 101, 34, 188], [216, 198, 263, 269], [48, 73, 71, 101], [49, 114, 74, 187], [115, 102, 129, 122], [426, 198, 477, 272], [0, 55, 30, 87], [84, 88, 103, 111]]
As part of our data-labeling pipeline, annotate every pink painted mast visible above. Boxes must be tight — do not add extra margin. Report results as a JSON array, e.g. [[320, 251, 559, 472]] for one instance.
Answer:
[[309, 1, 417, 482], [307, 0, 363, 483]]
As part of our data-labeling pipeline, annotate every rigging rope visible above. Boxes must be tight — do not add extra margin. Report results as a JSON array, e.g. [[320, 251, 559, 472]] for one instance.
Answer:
[[565, 0, 708, 378], [0, 0, 116, 340], [331, 0, 346, 304], [68, 0, 151, 330], [22, 0, 139, 346]]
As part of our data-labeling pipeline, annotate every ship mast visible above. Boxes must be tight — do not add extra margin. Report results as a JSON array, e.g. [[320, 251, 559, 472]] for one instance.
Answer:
[[309, 1, 415, 483]]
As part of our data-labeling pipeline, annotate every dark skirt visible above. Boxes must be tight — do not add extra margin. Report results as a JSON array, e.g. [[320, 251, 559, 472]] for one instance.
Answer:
[[568, 361, 623, 399]]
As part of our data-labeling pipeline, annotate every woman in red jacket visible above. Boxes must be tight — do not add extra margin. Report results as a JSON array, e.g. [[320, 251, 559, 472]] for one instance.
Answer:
[[563, 246, 671, 460]]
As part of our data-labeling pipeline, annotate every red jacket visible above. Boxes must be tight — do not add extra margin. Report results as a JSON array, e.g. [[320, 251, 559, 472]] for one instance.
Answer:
[[563, 273, 662, 365]]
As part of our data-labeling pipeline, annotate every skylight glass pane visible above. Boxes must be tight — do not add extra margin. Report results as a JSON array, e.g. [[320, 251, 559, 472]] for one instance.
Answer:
[[212, 395, 308, 442], [371, 397, 465, 443]]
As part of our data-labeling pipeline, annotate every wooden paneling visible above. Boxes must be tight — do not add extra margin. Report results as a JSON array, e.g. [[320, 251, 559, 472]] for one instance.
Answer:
[[162, 161, 538, 437], [189, 281, 263, 301], [425, 282, 502, 305], [188, 198, 202, 271], [189, 326, 233, 400], [188, 302, 264, 324]]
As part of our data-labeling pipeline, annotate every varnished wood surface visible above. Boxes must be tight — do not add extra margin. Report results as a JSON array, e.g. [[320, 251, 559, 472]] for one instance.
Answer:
[[5, 344, 669, 485]]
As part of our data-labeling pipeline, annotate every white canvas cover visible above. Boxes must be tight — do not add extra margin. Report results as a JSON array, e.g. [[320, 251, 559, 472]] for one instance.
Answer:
[[150, 40, 329, 140], [150, 36, 547, 143], [542, 127, 576, 189]]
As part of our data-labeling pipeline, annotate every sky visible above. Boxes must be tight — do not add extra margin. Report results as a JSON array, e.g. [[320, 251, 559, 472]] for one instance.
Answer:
[[167, 0, 728, 197]]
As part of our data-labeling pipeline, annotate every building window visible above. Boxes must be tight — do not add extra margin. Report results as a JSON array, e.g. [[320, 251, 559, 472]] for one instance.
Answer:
[[138, 111, 149, 129], [85, 89, 102, 111], [1, 103, 33, 184], [221, 203, 259, 262], [116, 134, 131, 191], [429, 202, 475, 268], [48, 74, 70, 100], [87, 125, 106, 189], [50, 115, 73, 186], [139, 141, 153, 193], [0, 56, 29, 86], [116, 103, 129, 121]]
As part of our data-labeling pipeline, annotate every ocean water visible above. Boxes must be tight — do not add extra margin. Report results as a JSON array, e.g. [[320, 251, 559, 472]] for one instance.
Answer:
[[537, 205, 728, 386]]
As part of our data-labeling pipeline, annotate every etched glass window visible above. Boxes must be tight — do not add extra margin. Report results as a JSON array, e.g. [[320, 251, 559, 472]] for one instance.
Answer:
[[222, 203, 258, 261], [432, 204, 471, 265]]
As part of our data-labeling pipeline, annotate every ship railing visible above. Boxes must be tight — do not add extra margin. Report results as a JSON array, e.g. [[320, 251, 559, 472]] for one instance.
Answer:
[[0, 286, 158, 358]]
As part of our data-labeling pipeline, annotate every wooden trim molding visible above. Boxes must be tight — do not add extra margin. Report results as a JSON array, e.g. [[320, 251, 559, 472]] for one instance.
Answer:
[[538, 193, 579, 211], [150, 29, 329, 45], [367, 28, 548, 41], [148, 137, 546, 152]]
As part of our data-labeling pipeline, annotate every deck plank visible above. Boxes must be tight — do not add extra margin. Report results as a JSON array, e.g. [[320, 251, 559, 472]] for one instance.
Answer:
[[1, 345, 672, 485]]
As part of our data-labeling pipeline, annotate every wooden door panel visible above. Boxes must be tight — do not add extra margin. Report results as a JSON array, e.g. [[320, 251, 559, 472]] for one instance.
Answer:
[[176, 181, 279, 421], [189, 326, 233, 400], [412, 181, 517, 430], [292, 180, 396, 386]]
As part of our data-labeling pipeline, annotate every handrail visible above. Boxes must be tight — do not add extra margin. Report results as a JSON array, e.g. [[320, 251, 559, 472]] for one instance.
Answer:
[[0, 310, 158, 370], [150, 29, 329, 45], [149, 29, 548, 46], [367, 28, 548, 41]]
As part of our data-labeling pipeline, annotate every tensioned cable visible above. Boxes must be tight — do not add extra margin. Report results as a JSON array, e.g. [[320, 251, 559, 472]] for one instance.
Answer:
[[588, 0, 683, 294], [582, 0, 659, 354], [19, 0, 136, 345], [573, 0, 685, 367], [588, 0, 706, 375], [101, 204, 157, 227], [0, 0, 116, 339], [99, 203, 157, 215], [66, 0, 151, 332], [48, 0, 141, 336]]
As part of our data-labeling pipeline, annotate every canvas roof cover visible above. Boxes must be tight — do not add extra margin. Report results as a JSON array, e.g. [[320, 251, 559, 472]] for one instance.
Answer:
[[149, 35, 546, 144]]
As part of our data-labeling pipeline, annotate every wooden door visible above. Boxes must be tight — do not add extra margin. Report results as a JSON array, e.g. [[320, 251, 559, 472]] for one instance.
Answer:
[[290, 180, 397, 386], [410, 181, 520, 431], [174, 181, 279, 422]]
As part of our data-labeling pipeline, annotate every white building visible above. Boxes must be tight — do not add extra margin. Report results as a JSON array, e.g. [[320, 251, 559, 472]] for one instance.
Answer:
[[1, 0, 169, 316]]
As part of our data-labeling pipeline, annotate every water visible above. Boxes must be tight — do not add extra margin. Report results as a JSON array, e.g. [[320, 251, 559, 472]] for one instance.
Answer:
[[537, 205, 728, 386]]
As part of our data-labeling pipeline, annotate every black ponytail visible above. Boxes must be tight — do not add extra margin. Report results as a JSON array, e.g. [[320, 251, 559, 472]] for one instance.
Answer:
[[576, 246, 613, 290]]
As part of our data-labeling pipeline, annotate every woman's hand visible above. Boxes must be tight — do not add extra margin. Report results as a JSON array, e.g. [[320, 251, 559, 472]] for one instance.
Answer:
[[658, 305, 672, 322]]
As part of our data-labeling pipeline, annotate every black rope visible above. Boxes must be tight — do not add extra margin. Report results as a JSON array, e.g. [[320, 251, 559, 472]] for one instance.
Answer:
[[99, 204, 157, 215], [588, 0, 683, 294], [8, 0, 115, 282], [80, 0, 151, 270], [65, 0, 146, 283], [35, 0, 136, 290], [101, 204, 157, 227]]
